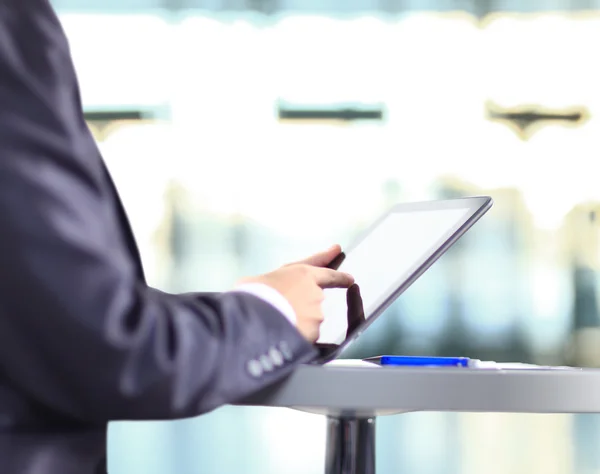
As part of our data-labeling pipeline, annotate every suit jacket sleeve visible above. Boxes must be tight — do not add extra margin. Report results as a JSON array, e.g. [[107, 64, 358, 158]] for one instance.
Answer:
[[0, 0, 317, 426]]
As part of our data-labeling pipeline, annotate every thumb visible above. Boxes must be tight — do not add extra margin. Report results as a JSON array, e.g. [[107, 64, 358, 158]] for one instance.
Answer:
[[295, 244, 342, 267]]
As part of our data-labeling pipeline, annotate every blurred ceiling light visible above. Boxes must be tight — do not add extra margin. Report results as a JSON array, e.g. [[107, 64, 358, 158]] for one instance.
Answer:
[[486, 101, 590, 140], [277, 101, 384, 123], [84, 108, 169, 141]]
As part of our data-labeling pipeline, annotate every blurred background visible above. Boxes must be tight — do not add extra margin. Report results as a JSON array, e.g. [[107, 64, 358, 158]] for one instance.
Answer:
[[50, 0, 600, 472]]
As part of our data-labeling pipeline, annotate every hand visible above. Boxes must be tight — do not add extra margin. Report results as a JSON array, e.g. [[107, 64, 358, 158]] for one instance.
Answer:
[[239, 245, 354, 342], [314, 283, 366, 358], [292, 245, 364, 343], [298, 245, 365, 338]]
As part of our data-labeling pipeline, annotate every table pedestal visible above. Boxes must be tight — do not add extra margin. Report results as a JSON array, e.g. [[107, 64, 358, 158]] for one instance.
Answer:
[[325, 416, 376, 474]]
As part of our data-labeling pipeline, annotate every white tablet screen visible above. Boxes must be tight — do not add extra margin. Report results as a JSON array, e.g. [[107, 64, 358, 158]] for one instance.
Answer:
[[318, 205, 474, 345]]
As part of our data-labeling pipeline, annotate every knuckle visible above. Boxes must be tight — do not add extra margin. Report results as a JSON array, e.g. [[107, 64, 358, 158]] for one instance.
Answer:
[[295, 264, 310, 275], [301, 264, 313, 275]]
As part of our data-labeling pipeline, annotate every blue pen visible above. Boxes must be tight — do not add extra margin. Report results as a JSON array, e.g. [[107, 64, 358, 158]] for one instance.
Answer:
[[365, 355, 476, 367], [363, 356, 580, 370]]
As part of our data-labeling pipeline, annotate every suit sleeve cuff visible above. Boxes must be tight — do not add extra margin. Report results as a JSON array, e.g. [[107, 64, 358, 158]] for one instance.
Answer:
[[230, 283, 297, 326]]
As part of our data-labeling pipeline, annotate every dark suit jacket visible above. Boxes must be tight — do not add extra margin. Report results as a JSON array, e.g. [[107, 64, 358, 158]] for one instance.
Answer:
[[0, 1, 317, 472]]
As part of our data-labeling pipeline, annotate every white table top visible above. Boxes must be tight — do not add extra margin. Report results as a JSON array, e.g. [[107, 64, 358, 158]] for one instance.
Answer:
[[240, 362, 600, 417]]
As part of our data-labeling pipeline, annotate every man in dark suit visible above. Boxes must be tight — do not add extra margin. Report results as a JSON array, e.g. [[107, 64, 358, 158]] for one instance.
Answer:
[[0, 1, 356, 472]]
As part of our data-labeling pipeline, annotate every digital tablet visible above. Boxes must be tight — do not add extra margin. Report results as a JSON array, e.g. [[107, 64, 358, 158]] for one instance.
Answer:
[[315, 196, 493, 362]]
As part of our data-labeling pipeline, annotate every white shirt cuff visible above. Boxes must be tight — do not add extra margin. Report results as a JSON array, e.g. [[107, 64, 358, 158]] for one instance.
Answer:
[[230, 283, 297, 326]]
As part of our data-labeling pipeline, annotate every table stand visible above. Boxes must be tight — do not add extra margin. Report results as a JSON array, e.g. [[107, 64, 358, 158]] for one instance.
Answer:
[[325, 416, 376, 474], [240, 364, 600, 474]]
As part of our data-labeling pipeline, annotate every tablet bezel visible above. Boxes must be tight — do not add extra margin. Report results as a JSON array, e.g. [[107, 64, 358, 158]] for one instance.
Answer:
[[314, 195, 493, 363]]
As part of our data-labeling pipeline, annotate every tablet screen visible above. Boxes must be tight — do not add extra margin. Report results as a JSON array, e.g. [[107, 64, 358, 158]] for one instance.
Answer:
[[318, 199, 489, 345]]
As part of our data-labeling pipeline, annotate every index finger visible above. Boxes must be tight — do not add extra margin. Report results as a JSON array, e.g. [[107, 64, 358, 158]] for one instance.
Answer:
[[311, 267, 354, 289]]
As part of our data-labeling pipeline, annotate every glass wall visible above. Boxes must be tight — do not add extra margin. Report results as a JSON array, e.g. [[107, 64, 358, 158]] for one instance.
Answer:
[[50, 1, 600, 472]]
